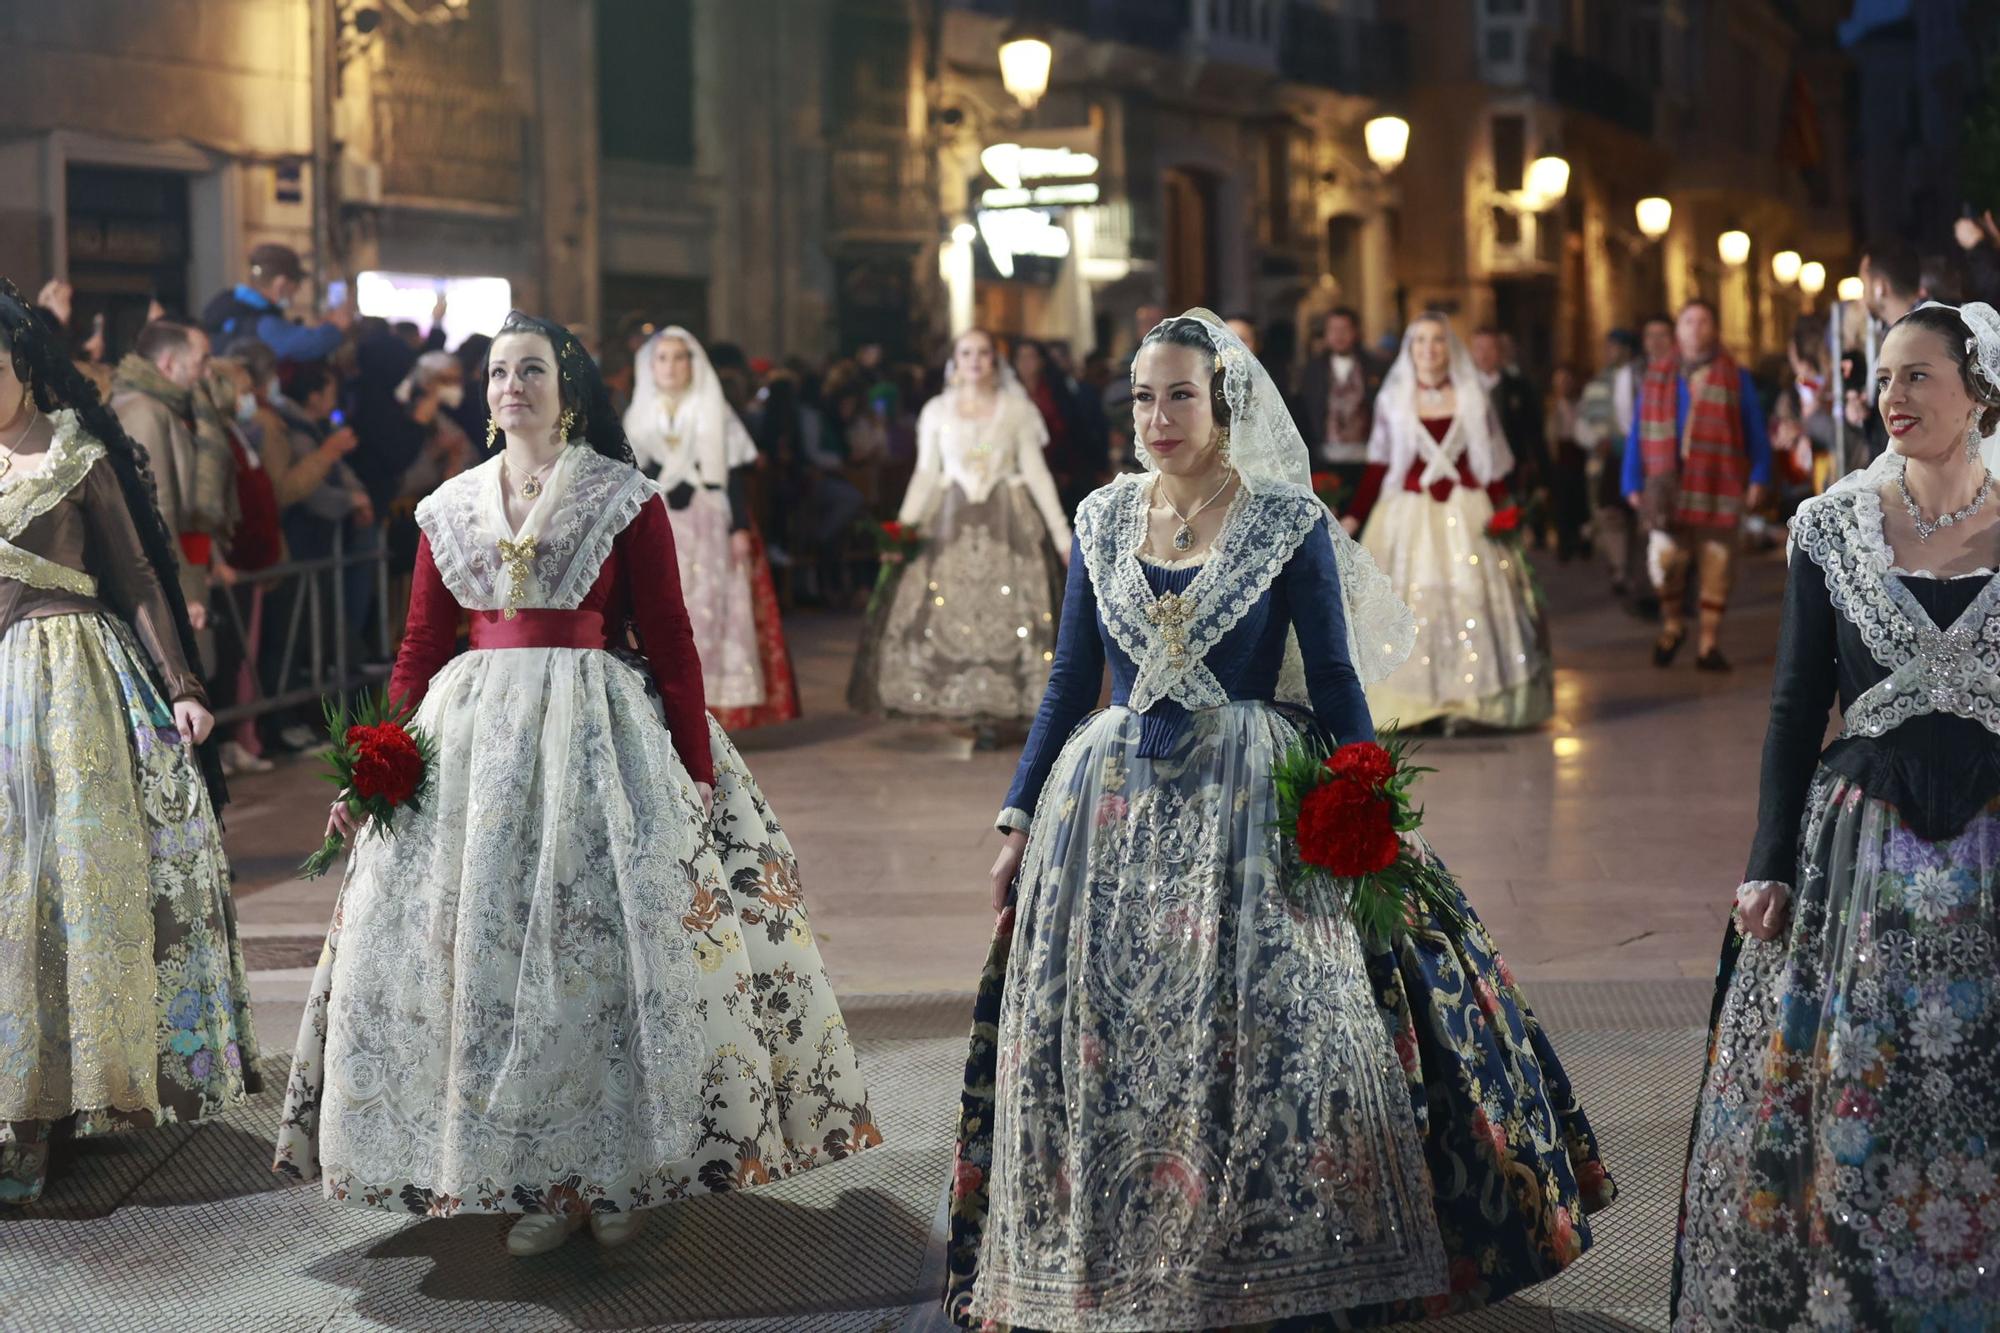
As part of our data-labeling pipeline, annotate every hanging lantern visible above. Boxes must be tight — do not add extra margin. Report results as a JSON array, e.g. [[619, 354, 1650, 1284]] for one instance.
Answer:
[[998, 21, 1053, 110], [1635, 196, 1672, 240], [1364, 116, 1410, 173], [1526, 155, 1570, 209]]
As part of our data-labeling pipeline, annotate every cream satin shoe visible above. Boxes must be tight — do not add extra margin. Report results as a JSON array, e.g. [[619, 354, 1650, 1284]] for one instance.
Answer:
[[589, 1210, 646, 1248], [505, 1212, 584, 1257]]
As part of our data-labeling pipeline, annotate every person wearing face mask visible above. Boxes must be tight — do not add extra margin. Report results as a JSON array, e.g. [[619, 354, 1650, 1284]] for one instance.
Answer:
[[110, 321, 230, 668], [1675, 301, 2000, 1331], [1342, 312, 1554, 731], [382, 351, 475, 631], [625, 327, 801, 731], [199, 243, 354, 362], [947, 310, 1612, 1330], [848, 328, 1070, 744], [0, 279, 255, 1204], [193, 356, 283, 776]]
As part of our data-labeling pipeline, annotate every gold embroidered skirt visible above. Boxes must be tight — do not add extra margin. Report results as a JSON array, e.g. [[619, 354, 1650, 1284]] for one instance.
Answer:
[[0, 611, 259, 1137], [848, 482, 1063, 726]]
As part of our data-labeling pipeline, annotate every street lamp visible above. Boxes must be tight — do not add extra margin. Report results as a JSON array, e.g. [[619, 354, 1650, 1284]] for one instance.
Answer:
[[1364, 116, 1410, 173], [1526, 154, 1570, 210], [1771, 249, 1802, 286], [998, 20, 1053, 110], [1718, 230, 1752, 267], [1798, 262, 1827, 297], [1837, 275, 1864, 302], [1636, 196, 1672, 240]]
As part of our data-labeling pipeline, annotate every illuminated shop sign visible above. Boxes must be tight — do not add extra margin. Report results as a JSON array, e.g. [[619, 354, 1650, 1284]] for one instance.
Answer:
[[979, 143, 1100, 191], [976, 208, 1070, 278]]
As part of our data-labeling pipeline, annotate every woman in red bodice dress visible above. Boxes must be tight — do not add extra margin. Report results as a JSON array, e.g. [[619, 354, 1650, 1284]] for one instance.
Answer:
[[1342, 313, 1553, 730], [274, 313, 879, 1258]]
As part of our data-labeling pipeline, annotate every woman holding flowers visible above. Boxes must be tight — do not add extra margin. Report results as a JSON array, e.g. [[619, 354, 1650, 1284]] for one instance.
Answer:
[[1343, 313, 1552, 731], [945, 310, 1613, 1331], [275, 312, 878, 1258], [848, 329, 1069, 742], [0, 279, 257, 1204]]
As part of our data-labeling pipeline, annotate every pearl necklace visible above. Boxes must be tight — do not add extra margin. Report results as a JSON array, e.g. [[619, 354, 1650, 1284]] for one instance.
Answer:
[[1897, 467, 1994, 541]]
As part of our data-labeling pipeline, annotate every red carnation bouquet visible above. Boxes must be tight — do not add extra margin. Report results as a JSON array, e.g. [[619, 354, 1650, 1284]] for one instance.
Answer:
[[1485, 504, 1524, 539], [298, 689, 437, 880], [1482, 504, 1544, 608], [1272, 733, 1470, 945], [873, 519, 925, 565], [1310, 471, 1346, 510]]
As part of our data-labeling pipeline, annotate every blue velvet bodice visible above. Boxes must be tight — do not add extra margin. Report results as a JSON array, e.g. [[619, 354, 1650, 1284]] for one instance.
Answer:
[[1001, 482, 1377, 823]]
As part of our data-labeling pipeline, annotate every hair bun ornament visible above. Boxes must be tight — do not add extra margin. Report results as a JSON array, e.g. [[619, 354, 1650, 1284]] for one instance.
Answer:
[[1958, 301, 2000, 403]]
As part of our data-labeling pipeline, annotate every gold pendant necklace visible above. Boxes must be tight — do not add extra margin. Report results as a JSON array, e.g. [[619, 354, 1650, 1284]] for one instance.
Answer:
[[508, 454, 557, 500]]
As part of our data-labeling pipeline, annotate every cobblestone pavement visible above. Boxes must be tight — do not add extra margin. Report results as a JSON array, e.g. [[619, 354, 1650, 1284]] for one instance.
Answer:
[[4, 548, 1792, 1331]]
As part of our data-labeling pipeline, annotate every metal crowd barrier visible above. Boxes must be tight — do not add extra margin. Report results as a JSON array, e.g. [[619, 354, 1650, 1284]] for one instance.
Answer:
[[207, 526, 393, 725]]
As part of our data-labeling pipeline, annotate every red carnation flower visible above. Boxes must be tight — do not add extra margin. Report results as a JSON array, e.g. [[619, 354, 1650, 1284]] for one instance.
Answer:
[[882, 521, 905, 540], [347, 722, 423, 805], [1487, 506, 1523, 535], [1296, 779, 1401, 877], [1325, 740, 1396, 791]]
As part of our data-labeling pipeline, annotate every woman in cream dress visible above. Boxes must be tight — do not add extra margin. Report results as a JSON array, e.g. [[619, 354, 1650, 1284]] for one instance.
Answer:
[[848, 329, 1069, 737], [1343, 314, 1553, 730]]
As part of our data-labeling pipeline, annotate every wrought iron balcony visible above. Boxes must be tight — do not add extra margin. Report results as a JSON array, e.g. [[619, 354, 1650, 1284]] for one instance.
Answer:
[[1549, 46, 1654, 136], [1277, 6, 1410, 98]]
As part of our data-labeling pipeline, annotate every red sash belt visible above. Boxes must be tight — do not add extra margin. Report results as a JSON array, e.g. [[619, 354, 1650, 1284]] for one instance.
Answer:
[[469, 608, 608, 651]]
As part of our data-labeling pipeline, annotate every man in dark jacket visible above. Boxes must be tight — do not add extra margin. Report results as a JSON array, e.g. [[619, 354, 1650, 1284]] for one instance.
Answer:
[[1297, 308, 1382, 499], [1470, 326, 1548, 528]]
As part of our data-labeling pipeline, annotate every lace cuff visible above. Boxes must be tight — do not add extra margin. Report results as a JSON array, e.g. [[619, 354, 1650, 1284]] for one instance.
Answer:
[[996, 807, 1031, 835], [1734, 880, 1792, 910]]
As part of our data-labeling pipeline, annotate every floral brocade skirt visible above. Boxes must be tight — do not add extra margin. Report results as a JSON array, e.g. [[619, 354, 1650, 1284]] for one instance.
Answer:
[[710, 524, 802, 733], [1676, 773, 2000, 1331], [0, 611, 259, 1199], [673, 489, 769, 712], [1359, 487, 1553, 731], [274, 646, 878, 1216], [949, 703, 1614, 1332], [848, 481, 1062, 726]]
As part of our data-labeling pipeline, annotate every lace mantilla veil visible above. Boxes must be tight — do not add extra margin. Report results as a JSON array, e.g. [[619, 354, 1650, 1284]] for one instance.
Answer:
[[1801, 300, 2000, 514], [623, 326, 759, 481], [1142, 308, 1416, 689], [1376, 313, 1513, 484]]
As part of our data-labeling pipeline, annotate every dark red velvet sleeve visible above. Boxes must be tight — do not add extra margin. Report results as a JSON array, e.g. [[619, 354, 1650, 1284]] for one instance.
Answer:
[[619, 494, 715, 787], [1344, 462, 1389, 526], [388, 534, 462, 711], [1486, 475, 1514, 506]]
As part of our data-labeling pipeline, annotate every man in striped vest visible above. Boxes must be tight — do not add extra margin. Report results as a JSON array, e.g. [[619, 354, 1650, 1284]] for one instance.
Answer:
[[1621, 300, 1772, 672]]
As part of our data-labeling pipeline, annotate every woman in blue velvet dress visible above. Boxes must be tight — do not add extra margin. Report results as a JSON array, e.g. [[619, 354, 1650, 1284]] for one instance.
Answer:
[[944, 310, 1614, 1332]]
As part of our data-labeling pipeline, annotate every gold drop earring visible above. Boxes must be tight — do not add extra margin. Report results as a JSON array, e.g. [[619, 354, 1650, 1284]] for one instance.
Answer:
[[486, 418, 500, 449], [557, 408, 577, 442]]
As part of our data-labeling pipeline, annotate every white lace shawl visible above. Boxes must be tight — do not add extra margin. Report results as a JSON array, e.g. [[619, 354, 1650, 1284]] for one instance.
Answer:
[[1789, 485, 2000, 741], [1078, 474, 1325, 714], [416, 445, 659, 612]]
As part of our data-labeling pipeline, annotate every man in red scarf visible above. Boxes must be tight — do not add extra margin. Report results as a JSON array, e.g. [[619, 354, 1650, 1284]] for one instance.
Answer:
[[1621, 300, 1772, 672]]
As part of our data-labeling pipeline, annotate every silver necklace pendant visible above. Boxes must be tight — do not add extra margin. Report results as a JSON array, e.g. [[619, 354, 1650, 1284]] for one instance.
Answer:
[[1172, 523, 1194, 551]]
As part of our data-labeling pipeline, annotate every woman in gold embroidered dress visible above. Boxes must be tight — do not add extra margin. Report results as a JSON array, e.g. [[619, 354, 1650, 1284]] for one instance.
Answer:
[[0, 280, 258, 1204], [848, 330, 1071, 744]]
